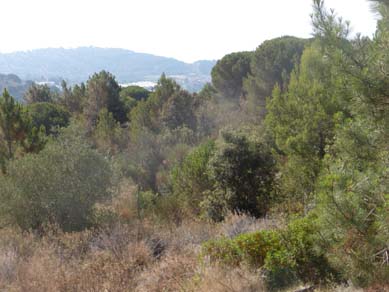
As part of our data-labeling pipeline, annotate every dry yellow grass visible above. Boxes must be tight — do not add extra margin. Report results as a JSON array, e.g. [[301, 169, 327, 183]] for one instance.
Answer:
[[1, 212, 373, 292], [0, 212, 273, 292]]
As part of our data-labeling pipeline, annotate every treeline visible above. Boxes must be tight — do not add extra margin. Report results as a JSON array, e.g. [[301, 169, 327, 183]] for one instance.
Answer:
[[0, 0, 388, 290]]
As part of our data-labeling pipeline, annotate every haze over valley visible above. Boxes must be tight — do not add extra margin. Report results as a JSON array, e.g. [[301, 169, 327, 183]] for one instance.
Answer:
[[0, 47, 215, 97]]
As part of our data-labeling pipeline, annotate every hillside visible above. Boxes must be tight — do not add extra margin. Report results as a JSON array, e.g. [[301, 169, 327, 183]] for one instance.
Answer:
[[0, 73, 32, 100], [0, 47, 215, 92], [0, 1, 388, 291]]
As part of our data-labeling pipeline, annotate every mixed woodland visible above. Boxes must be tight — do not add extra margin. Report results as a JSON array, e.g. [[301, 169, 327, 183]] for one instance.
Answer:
[[0, 1, 388, 291]]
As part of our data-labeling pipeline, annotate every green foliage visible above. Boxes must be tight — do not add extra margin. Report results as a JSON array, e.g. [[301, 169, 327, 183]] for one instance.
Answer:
[[265, 43, 350, 209], [235, 230, 281, 268], [311, 0, 389, 287], [0, 3, 387, 289], [161, 90, 197, 130], [60, 81, 86, 114], [22, 124, 47, 154], [129, 74, 189, 135], [197, 83, 217, 100], [127, 74, 201, 193], [208, 129, 276, 217], [169, 129, 277, 221], [0, 89, 27, 161], [0, 89, 48, 165], [202, 229, 276, 267], [24, 83, 54, 104], [266, 217, 341, 287], [120, 85, 150, 102], [27, 102, 70, 135], [316, 118, 389, 286], [141, 190, 186, 225], [154, 73, 181, 106], [202, 236, 242, 266], [84, 71, 126, 129], [119, 85, 150, 119], [93, 108, 128, 154], [0, 131, 112, 232], [243, 36, 307, 118], [129, 98, 159, 135], [171, 140, 216, 215], [203, 217, 341, 289], [211, 51, 252, 101], [125, 132, 193, 197]]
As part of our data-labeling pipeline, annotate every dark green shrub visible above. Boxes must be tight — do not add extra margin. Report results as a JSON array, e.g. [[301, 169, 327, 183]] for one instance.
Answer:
[[27, 102, 70, 135], [209, 129, 276, 217]]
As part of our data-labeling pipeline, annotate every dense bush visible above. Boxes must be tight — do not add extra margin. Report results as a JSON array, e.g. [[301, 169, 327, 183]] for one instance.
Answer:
[[265, 217, 342, 288], [0, 131, 112, 232], [170, 140, 216, 216], [202, 230, 279, 268], [202, 217, 341, 289], [169, 129, 278, 221], [27, 102, 70, 135], [208, 129, 276, 218], [243, 36, 308, 119], [211, 51, 252, 101]]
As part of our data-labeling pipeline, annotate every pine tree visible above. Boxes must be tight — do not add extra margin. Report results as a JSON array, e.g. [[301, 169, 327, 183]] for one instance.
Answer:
[[0, 89, 27, 160], [84, 71, 124, 130]]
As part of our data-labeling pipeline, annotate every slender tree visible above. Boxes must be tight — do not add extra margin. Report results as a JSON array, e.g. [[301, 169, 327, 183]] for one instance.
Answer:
[[0, 89, 27, 160], [84, 71, 124, 130]]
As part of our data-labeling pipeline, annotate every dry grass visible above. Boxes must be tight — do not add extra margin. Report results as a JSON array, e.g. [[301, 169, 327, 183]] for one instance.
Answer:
[[0, 212, 274, 292], [0, 225, 153, 291], [0, 247, 17, 287], [2, 212, 375, 292], [219, 212, 280, 238], [191, 265, 266, 292], [135, 251, 198, 292]]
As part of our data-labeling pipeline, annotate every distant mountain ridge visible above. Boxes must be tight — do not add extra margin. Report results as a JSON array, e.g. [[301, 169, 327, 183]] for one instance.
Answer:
[[0, 47, 216, 91], [0, 73, 32, 100]]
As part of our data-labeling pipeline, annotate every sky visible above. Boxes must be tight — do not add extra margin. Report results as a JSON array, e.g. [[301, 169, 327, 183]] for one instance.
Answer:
[[0, 0, 378, 63]]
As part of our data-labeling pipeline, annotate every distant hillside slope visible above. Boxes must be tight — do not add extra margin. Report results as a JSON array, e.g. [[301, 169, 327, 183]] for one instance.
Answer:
[[0, 47, 216, 91], [0, 73, 32, 100]]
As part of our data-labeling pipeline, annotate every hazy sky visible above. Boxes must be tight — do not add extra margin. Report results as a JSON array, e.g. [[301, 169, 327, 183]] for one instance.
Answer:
[[0, 0, 378, 62]]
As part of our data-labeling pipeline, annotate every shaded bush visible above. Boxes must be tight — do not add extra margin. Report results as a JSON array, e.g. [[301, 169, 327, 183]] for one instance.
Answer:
[[208, 129, 276, 218], [27, 102, 70, 135]]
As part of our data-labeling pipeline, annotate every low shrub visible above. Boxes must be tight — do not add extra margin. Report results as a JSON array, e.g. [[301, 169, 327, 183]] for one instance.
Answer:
[[265, 217, 342, 289], [235, 231, 280, 268], [202, 230, 280, 268], [202, 216, 342, 290], [202, 237, 241, 266]]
